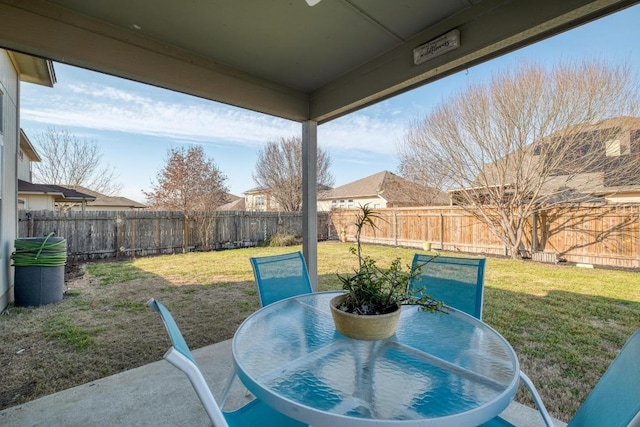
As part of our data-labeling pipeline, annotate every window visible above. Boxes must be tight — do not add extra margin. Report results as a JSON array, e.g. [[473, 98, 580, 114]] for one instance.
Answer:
[[605, 137, 630, 157], [347, 199, 354, 208], [255, 196, 265, 206]]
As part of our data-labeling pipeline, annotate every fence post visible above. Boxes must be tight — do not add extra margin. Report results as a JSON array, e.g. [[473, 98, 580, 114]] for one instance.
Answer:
[[129, 214, 136, 257], [116, 215, 124, 258], [393, 210, 398, 246], [28, 212, 34, 237], [532, 211, 538, 253], [155, 216, 160, 253], [183, 215, 189, 253], [439, 213, 444, 250]]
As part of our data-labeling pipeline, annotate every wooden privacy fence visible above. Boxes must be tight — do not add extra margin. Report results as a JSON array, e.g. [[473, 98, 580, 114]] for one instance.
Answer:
[[18, 210, 331, 261], [330, 205, 640, 269], [18, 206, 640, 268]]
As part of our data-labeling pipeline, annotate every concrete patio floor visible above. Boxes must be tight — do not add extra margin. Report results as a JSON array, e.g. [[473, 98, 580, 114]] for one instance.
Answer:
[[0, 339, 567, 426]]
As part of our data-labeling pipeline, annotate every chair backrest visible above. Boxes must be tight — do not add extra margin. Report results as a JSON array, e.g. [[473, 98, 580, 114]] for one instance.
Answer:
[[250, 251, 313, 307], [408, 254, 486, 319], [567, 328, 640, 427], [148, 298, 196, 363], [147, 298, 229, 427]]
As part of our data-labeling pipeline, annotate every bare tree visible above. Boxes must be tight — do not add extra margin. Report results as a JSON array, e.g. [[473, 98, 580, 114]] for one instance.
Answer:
[[397, 60, 640, 258], [398, 123, 453, 204], [33, 126, 122, 195], [253, 136, 334, 211], [144, 146, 230, 249]]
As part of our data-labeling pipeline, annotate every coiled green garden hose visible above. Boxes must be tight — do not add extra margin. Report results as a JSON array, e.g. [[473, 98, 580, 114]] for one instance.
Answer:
[[12, 233, 67, 267]]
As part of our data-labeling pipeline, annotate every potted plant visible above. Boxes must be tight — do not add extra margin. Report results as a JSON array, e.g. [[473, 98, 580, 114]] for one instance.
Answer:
[[330, 204, 446, 340]]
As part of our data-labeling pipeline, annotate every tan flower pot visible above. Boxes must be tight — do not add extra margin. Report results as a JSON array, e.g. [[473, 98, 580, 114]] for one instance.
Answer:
[[329, 294, 401, 341]]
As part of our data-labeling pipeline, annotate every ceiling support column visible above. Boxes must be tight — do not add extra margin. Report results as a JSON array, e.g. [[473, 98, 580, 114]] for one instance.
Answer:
[[302, 120, 318, 291]]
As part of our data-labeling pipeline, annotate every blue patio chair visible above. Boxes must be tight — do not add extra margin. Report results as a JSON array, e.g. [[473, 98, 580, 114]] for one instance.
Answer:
[[482, 327, 640, 427], [147, 298, 307, 427], [408, 254, 558, 426], [250, 251, 313, 307], [221, 252, 314, 407], [408, 254, 486, 319]]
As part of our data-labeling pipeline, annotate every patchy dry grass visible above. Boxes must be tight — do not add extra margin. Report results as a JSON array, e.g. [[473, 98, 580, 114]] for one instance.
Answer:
[[1, 241, 638, 423]]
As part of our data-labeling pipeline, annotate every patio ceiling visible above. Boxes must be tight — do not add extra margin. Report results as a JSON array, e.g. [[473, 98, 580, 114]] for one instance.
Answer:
[[0, 0, 637, 124]]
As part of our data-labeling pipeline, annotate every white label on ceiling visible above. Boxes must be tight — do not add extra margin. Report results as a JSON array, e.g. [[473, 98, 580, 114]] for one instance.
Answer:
[[414, 29, 460, 65]]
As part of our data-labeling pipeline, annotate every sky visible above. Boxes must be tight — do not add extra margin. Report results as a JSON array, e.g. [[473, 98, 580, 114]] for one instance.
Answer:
[[19, 4, 640, 204]]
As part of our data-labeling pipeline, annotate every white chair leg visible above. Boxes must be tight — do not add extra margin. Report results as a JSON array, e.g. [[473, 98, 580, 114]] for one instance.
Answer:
[[519, 370, 555, 427], [219, 368, 236, 408], [219, 367, 253, 410]]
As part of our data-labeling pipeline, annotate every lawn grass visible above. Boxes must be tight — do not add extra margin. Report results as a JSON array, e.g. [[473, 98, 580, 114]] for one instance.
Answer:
[[2, 241, 638, 421], [86, 241, 639, 421]]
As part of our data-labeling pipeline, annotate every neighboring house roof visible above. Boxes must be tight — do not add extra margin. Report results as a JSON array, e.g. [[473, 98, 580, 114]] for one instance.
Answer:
[[216, 192, 243, 210], [474, 116, 640, 199], [243, 186, 267, 195], [19, 129, 41, 162], [217, 197, 245, 211], [18, 180, 96, 202], [55, 185, 147, 209], [319, 171, 448, 206], [225, 192, 241, 202], [548, 116, 640, 140]]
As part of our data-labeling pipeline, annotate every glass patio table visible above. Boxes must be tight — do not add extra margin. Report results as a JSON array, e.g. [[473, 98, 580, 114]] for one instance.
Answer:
[[232, 291, 519, 427]]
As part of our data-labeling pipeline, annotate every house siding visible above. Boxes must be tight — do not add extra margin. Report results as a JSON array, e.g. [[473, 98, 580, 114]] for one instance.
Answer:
[[19, 194, 55, 211], [0, 49, 19, 310], [245, 192, 282, 212], [17, 143, 31, 181]]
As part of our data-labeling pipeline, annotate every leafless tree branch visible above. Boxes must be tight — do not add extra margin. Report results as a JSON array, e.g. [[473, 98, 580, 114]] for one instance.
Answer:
[[397, 60, 640, 258], [253, 136, 334, 211], [32, 126, 122, 195]]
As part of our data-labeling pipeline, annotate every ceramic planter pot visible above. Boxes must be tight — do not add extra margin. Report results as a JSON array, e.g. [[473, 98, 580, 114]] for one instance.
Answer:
[[329, 294, 401, 341]]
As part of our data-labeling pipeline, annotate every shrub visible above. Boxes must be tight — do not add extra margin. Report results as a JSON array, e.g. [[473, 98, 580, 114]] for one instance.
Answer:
[[266, 233, 300, 247]]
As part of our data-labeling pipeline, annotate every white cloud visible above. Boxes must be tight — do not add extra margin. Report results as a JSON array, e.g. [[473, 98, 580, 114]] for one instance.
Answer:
[[21, 86, 302, 146], [320, 111, 408, 155], [21, 69, 410, 156], [66, 83, 150, 104]]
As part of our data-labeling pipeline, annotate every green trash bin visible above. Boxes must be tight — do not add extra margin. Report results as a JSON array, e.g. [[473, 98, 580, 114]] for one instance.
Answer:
[[12, 234, 67, 307]]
